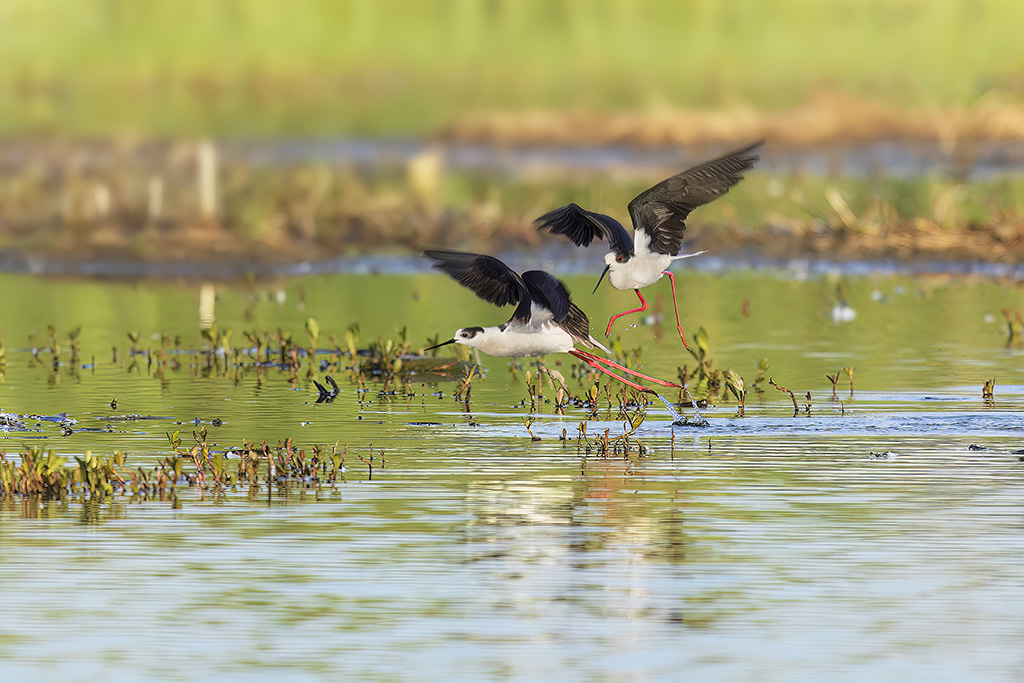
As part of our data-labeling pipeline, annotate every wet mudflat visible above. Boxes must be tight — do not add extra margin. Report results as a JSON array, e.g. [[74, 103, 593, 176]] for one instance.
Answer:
[[1, 266, 1022, 681]]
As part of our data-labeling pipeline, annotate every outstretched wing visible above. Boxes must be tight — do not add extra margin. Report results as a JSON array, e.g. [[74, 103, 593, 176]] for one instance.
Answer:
[[424, 249, 532, 322], [627, 140, 763, 256], [535, 203, 634, 255]]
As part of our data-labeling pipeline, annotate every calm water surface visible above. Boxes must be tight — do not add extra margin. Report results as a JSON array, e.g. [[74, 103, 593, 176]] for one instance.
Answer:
[[1, 267, 1023, 681]]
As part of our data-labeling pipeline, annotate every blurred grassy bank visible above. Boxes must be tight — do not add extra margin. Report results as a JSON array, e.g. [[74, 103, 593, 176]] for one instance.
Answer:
[[3, 0, 1024, 138], [2, 141, 1023, 266]]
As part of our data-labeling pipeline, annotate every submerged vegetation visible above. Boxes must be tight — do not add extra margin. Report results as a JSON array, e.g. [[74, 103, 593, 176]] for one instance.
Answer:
[[0, 318, 683, 502], [1, 262, 1019, 506], [0, 433, 351, 500]]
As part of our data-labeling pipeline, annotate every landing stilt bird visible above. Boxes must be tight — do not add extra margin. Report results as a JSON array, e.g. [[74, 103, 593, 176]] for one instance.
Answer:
[[535, 140, 763, 348], [424, 249, 680, 395]]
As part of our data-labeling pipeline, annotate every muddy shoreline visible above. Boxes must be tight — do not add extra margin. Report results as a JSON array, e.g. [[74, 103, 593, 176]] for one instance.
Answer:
[[4, 229, 1022, 282]]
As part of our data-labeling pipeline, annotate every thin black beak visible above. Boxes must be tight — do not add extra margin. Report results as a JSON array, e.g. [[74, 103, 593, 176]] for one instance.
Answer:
[[425, 338, 457, 351], [592, 264, 610, 294]]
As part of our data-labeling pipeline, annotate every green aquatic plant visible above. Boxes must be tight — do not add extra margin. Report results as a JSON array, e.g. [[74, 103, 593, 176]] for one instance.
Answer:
[[522, 361, 588, 414], [522, 368, 550, 413], [0, 447, 142, 499], [982, 378, 995, 399], [243, 329, 267, 363], [0, 447, 69, 497], [679, 326, 720, 402], [768, 377, 800, 415], [305, 316, 320, 351], [46, 325, 58, 356], [536, 365, 573, 414], [751, 358, 770, 392], [357, 444, 383, 481], [826, 371, 840, 399], [843, 367, 856, 395], [67, 327, 81, 363], [367, 335, 409, 376], [201, 325, 234, 361], [573, 409, 649, 459], [723, 369, 746, 417], [127, 330, 141, 355], [454, 363, 482, 403], [1003, 309, 1022, 344], [0, 432, 356, 501], [274, 329, 295, 367], [522, 417, 541, 442], [343, 323, 360, 359]]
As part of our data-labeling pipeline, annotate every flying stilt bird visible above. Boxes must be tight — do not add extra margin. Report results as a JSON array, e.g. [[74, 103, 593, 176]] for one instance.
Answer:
[[535, 140, 763, 348], [424, 249, 680, 394]]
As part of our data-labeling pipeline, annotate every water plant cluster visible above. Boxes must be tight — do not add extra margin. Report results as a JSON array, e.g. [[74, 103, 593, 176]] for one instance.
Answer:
[[0, 429, 353, 501], [4, 304, 1013, 502], [168, 428, 351, 487], [7, 317, 791, 427], [568, 413, 649, 459], [108, 320, 477, 396]]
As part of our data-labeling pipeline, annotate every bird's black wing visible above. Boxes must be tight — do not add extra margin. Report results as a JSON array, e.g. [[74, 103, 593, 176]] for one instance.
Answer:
[[520, 270, 572, 323], [424, 249, 531, 322], [627, 140, 763, 255], [535, 203, 634, 254]]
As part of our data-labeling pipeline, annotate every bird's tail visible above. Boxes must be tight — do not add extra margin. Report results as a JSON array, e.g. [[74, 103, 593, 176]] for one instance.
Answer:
[[671, 250, 708, 262], [589, 336, 612, 354]]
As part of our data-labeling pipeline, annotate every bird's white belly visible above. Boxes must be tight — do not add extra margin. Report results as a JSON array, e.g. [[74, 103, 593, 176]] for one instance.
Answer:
[[609, 254, 673, 290], [477, 324, 575, 357]]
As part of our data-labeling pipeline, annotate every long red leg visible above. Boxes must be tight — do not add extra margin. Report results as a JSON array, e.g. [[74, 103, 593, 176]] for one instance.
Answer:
[[569, 350, 655, 394], [573, 349, 681, 389], [605, 289, 647, 337], [662, 270, 689, 349]]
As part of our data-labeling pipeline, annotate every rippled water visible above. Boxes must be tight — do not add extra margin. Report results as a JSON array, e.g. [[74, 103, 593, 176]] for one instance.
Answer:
[[1, 268, 1022, 681]]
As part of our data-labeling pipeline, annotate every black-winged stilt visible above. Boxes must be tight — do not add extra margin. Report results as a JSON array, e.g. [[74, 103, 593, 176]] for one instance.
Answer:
[[535, 140, 763, 348], [423, 249, 681, 395]]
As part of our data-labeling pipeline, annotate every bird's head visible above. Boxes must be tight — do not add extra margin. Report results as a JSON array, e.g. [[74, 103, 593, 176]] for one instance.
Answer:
[[604, 250, 632, 267], [593, 251, 631, 293], [425, 326, 486, 351]]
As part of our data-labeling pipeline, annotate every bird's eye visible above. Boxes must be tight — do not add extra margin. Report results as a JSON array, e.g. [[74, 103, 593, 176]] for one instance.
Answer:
[[615, 254, 624, 263]]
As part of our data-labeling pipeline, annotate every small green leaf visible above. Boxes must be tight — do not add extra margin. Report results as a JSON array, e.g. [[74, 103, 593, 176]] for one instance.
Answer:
[[694, 327, 710, 358], [305, 317, 320, 340]]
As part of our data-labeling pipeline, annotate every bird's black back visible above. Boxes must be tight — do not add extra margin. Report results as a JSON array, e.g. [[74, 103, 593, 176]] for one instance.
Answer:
[[520, 270, 573, 323]]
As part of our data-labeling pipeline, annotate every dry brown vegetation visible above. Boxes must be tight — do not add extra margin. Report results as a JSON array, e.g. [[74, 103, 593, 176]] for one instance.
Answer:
[[4, 103, 1024, 270], [439, 92, 1024, 148]]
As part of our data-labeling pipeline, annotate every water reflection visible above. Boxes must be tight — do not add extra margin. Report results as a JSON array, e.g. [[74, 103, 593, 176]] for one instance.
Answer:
[[1, 269, 1023, 679]]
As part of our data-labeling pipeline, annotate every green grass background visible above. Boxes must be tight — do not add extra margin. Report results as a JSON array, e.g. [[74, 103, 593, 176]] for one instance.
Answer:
[[3, 0, 1023, 137]]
